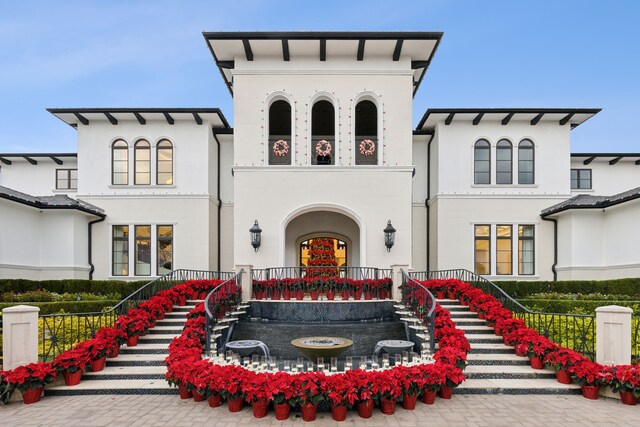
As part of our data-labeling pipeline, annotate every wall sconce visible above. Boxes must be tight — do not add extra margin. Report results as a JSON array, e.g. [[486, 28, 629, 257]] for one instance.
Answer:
[[250, 220, 262, 252], [384, 220, 396, 252]]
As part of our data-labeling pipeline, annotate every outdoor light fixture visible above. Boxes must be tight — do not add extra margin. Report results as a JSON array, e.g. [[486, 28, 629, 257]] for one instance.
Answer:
[[250, 220, 262, 252], [384, 220, 396, 252]]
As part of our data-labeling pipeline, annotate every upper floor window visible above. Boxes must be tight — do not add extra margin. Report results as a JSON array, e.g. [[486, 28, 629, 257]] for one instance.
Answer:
[[571, 169, 591, 189], [157, 140, 173, 185], [112, 140, 128, 185], [56, 169, 77, 190], [474, 139, 491, 184], [355, 100, 378, 165], [268, 100, 292, 165], [311, 100, 335, 165], [134, 140, 151, 185], [496, 139, 513, 184], [518, 139, 535, 184]]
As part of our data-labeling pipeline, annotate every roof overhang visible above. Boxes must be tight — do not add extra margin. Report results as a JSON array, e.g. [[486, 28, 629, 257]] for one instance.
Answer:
[[416, 108, 601, 131], [571, 153, 640, 166], [541, 187, 640, 217], [0, 153, 76, 166], [47, 108, 230, 129], [203, 31, 443, 97], [0, 186, 105, 218]]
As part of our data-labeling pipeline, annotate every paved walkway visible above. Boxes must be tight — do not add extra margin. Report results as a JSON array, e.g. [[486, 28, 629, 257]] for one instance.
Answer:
[[2, 394, 637, 426]]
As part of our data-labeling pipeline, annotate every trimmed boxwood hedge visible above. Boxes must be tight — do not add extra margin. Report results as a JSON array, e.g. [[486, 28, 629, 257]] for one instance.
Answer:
[[495, 278, 640, 298], [0, 279, 148, 297], [0, 300, 120, 316], [518, 298, 640, 314]]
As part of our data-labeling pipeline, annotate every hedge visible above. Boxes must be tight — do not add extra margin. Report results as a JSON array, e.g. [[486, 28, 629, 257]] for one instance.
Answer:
[[0, 279, 149, 297], [0, 300, 119, 316], [494, 278, 640, 298], [518, 299, 640, 314]]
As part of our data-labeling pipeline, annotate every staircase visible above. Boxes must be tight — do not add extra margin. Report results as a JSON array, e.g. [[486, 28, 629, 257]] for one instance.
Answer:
[[438, 299, 581, 395]]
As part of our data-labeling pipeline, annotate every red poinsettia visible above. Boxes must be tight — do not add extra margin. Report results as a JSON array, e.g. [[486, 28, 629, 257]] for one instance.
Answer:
[[608, 365, 640, 393], [571, 360, 611, 386], [544, 348, 586, 372], [293, 371, 326, 405], [323, 372, 359, 407], [5, 362, 57, 392], [52, 349, 90, 374]]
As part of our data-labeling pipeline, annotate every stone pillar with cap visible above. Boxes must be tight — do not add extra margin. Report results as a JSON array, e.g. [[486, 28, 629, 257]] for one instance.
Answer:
[[2, 305, 40, 370], [235, 264, 253, 302], [595, 305, 633, 365], [390, 264, 410, 301]]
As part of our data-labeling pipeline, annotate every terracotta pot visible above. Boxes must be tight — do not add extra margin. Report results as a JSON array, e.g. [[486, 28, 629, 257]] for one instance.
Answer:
[[331, 403, 347, 421], [274, 402, 290, 420], [439, 386, 453, 399], [21, 386, 43, 404], [357, 399, 374, 418], [178, 384, 192, 399], [208, 394, 222, 407], [311, 290, 319, 300], [402, 394, 417, 410], [108, 345, 120, 358], [301, 402, 317, 422], [327, 290, 336, 300], [381, 397, 396, 415], [581, 385, 600, 400], [252, 398, 269, 418], [90, 356, 107, 372], [556, 369, 572, 384], [421, 390, 436, 404], [193, 390, 206, 402], [228, 397, 244, 412], [126, 336, 139, 347], [529, 356, 543, 369], [62, 370, 83, 386], [620, 391, 637, 405]]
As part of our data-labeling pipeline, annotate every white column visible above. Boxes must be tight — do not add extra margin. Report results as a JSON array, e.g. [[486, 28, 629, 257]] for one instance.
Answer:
[[2, 305, 40, 370], [595, 305, 632, 365], [390, 264, 410, 301], [235, 264, 253, 302]]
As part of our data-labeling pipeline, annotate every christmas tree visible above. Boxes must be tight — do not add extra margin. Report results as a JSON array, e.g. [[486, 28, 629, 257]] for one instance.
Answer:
[[306, 238, 338, 277]]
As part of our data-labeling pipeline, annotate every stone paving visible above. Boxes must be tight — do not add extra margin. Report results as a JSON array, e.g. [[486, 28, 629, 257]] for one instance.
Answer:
[[2, 394, 637, 426]]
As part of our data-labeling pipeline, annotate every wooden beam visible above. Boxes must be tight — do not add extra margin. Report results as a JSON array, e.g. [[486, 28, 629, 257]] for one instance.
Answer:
[[242, 39, 253, 61], [0, 157, 12, 165], [192, 112, 203, 125], [583, 157, 596, 165], [104, 112, 117, 125], [635, 159, 640, 165], [282, 39, 290, 61], [24, 156, 37, 165], [217, 60, 234, 69], [531, 112, 544, 125], [133, 112, 146, 125], [411, 60, 429, 69], [501, 112, 515, 125], [50, 156, 63, 165], [609, 156, 623, 165], [319, 39, 326, 61], [163, 112, 174, 125], [357, 39, 365, 61], [73, 112, 89, 126], [445, 112, 455, 125], [392, 39, 404, 61], [560, 112, 575, 125], [473, 112, 484, 125]]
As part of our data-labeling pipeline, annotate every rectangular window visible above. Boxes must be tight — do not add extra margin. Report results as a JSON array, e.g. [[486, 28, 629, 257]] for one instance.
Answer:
[[518, 225, 535, 275], [571, 169, 592, 189], [135, 225, 151, 276], [56, 169, 77, 190], [474, 225, 491, 275], [112, 225, 129, 276], [157, 225, 173, 276], [496, 225, 512, 275]]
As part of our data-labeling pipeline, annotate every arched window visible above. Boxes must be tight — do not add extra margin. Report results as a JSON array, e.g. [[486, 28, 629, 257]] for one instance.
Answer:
[[311, 100, 335, 165], [112, 140, 128, 185], [355, 100, 378, 165], [134, 140, 151, 185], [474, 139, 491, 184], [496, 139, 512, 184], [268, 100, 292, 165], [156, 140, 173, 185], [518, 139, 535, 184]]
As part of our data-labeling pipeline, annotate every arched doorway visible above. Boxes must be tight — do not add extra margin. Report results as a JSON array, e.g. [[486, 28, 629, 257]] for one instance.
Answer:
[[300, 237, 348, 267]]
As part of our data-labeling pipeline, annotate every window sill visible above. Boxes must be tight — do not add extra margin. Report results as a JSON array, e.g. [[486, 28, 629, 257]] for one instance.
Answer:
[[471, 184, 538, 188], [108, 185, 177, 189], [571, 188, 594, 193], [52, 189, 77, 193], [109, 276, 158, 280], [482, 275, 539, 280]]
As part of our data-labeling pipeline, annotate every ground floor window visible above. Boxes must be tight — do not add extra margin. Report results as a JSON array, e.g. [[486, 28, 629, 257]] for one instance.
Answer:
[[112, 223, 173, 277], [518, 225, 535, 275], [474, 225, 491, 275], [496, 225, 512, 275], [157, 225, 173, 275], [474, 223, 535, 276], [112, 225, 129, 276]]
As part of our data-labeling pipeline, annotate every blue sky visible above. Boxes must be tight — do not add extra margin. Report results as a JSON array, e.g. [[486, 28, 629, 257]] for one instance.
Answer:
[[0, 0, 638, 153]]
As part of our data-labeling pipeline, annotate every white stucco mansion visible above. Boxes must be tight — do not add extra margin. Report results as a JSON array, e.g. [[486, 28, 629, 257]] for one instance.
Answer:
[[1, 31, 639, 282]]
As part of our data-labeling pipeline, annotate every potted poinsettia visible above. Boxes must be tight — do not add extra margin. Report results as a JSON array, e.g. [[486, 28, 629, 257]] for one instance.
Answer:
[[372, 369, 403, 415], [544, 348, 585, 384], [94, 327, 127, 358], [270, 371, 296, 420], [571, 360, 610, 400], [115, 315, 146, 346], [219, 365, 247, 412], [420, 363, 445, 404], [323, 372, 358, 421], [395, 365, 422, 410], [1, 370, 14, 404], [242, 371, 273, 418], [5, 362, 57, 404], [76, 336, 112, 372], [438, 363, 465, 399], [293, 371, 326, 422], [521, 334, 557, 369], [608, 364, 640, 405], [52, 349, 89, 386], [344, 369, 374, 418]]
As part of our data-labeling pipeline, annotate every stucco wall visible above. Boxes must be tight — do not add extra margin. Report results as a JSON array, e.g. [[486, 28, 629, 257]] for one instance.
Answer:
[[570, 158, 640, 196], [0, 158, 77, 196]]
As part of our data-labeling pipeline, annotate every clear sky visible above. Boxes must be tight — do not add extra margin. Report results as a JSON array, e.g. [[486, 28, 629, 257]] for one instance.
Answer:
[[0, 0, 638, 153]]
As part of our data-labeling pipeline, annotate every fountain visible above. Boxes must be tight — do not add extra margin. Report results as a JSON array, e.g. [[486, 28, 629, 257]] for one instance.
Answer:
[[291, 336, 353, 361]]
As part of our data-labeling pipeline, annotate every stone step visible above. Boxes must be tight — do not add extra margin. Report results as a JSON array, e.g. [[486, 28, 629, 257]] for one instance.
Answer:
[[139, 334, 181, 340], [448, 313, 480, 319], [45, 379, 176, 396], [466, 336, 505, 344], [119, 343, 169, 355], [444, 306, 472, 312], [455, 378, 581, 395], [154, 320, 187, 326], [164, 312, 189, 318], [172, 307, 192, 312], [466, 353, 530, 366], [148, 328, 183, 335], [82, 365, 167, 381], [453, 319, 490, 326], [464, 365, 557, 380], [456, 327, 494, 335], [436, 299, 461, 306]]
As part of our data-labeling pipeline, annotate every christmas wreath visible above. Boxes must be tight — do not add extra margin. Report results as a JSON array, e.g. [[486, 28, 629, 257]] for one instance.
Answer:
[[359, 139, 376, 156], [315, 140, 332, 156], [272, 139, 289, 157]]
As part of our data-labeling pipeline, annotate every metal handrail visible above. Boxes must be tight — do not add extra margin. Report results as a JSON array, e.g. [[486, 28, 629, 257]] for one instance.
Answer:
[[204, 270, 243, 354], [401, 270, 436, 353], [410, 269, 596, 358]]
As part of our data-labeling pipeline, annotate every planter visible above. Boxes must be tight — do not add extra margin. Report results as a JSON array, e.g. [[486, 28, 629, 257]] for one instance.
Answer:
[[178, 384, 192, 399], [283, 289, 291, 300], [301, 402, 317, 422], [435, 290, 446, 299], [620, 391, 637, 405], [311, 290, 319, 301], [439, 386, 453, 399], [166, 305, 173, 313], [357, 399, 374, 418], [341, 290, 349, 300], [354, 290, 362, 300], [515, 346, 527, 357], [107, 345, 120, 358], [126, 336, 139, 347], [331, 403, 347, 421], [494, 326, 502, 336], [327, 290, 336, 301], [402, 394, 417, 410], [178, 296, 186, 306], [271, 290, 281, 300], [228, 397, 244, 412], [254, 291, 263, 300], [90, 356, 107, 372], [21, 386, 43, 404], [460, 299, 469, 306], [193, 390, 206, 402], [380, 290, 389, 299], [62, 370, 83, 386], [447, 291, 456, 300], [274, 402, 290, 420], [581, 385, 600, 400], [529, 356, 543, 370], [157, 312, 165, 320], [381, 397, 396, 415], [555, 369, 572, 384], [421, 390, 437, 404], [364, 291, 373, 300], [477, 312, 486, 320], [208, 394, 222, 407], [252, 398, 269, 418], [296, 290, 304, 300]]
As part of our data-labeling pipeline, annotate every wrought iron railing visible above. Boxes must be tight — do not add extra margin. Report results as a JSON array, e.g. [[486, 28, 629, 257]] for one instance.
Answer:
[[401, 270, 436, 353], [38, 269, 233, 361], [410, 269, 596, 359], [633, 317, 640, 363], [204, 271, 243, 354]]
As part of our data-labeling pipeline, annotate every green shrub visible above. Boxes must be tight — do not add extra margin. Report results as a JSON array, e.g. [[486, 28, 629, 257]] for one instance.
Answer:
[[520, 299, 640, 314], [0, 300, 119, 316], [494, 278, 640, 298], [0, 279, 148, 297]]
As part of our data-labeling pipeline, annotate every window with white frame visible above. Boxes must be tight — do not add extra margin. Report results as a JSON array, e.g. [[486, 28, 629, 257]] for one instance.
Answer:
[[474, 223, 535, 276]]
